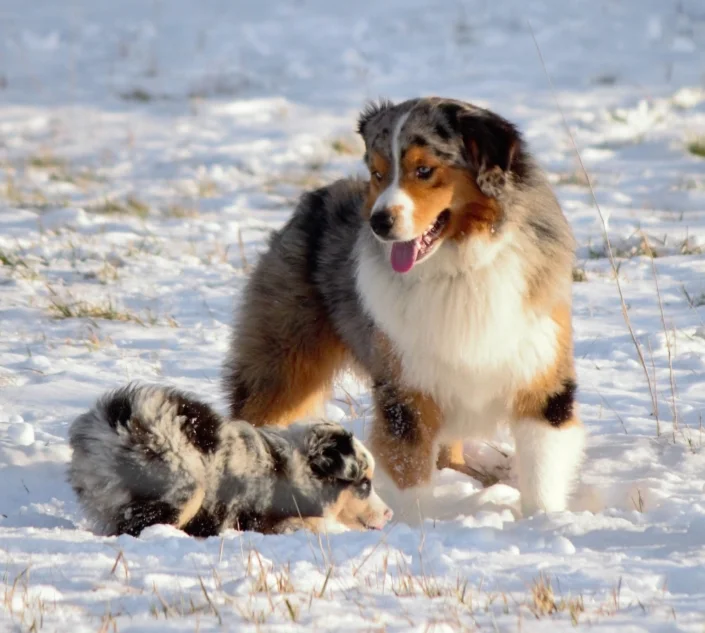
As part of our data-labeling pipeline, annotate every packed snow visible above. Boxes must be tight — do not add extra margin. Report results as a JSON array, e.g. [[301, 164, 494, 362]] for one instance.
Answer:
[[1, 0, 705, 630]]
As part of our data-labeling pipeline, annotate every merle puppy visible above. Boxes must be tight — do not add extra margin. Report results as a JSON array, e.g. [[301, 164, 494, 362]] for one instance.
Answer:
[[68, 383, 392, 536]]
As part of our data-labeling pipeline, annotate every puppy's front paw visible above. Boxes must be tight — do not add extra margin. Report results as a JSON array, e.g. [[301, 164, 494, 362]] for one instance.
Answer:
[[321, 518, 350, 534]]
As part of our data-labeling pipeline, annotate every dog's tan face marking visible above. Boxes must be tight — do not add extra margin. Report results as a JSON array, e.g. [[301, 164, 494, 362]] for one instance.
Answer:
[[366, 144, 452, 236], [443, 168, 503, 242], [366, 144, 500, 246], [396, 145, 452, 237], [364, 151, 390, 219]]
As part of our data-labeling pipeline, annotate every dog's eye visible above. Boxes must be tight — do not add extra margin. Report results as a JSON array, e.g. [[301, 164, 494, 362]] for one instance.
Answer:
[[358, 478, 371, 494], [415, 166, 434, 180], [371, 170, 383, 182]]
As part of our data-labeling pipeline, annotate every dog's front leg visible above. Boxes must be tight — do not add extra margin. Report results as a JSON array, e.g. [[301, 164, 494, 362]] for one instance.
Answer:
[[272, 516, 349, 535], [368, 379, 444, 522]]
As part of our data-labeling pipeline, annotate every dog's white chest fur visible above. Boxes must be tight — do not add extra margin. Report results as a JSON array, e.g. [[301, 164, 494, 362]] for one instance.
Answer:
[[356, 233, 558, 438]]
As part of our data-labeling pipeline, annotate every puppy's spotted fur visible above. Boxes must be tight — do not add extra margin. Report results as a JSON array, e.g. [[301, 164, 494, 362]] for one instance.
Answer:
[[224, 97, 584, 518], [68, 383, 391, 536]]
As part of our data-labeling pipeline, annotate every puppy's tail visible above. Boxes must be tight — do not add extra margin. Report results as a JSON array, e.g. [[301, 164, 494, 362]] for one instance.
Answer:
[[68, 383, 220, 537]]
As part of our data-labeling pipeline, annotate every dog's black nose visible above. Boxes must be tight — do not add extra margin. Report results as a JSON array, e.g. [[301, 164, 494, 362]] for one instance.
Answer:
[[370, 211, 395, 238]]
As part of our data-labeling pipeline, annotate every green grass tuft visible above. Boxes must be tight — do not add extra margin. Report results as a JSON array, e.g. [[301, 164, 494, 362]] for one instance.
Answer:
[[92, 195, 150, 218], [120, 88, 154, 102], [28, 154, 67, 170], [572, 267, 588, 282], [687, 137, 705, 158], [48, 296, 146, 324]]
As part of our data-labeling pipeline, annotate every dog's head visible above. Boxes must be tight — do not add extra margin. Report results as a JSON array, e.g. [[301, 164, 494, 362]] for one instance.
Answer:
[[303, 422, 392, 530], [356, 97, 531, 273]]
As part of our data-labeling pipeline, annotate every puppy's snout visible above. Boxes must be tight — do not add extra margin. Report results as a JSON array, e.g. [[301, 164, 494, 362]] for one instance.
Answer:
[[367, 491, 393, 529], [369, 504, 393, 530], [370, 211, 396, 238]]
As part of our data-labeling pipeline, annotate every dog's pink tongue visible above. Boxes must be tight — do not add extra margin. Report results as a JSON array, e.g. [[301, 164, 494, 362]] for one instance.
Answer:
[[390, 240, 419, 273]]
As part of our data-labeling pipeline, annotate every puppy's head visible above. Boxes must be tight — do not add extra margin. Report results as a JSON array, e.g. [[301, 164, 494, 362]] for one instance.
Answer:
[[357, 97, 530, 273], [304, 423, 392, 530]]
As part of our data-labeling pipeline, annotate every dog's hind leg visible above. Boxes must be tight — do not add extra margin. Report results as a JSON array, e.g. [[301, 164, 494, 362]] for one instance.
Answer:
[[224, 309, 349, 427], [223, 179, 367, 427]]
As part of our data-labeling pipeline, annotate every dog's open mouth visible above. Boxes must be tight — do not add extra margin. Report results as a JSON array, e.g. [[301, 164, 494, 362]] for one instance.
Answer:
[[390, 209, 451, 273]]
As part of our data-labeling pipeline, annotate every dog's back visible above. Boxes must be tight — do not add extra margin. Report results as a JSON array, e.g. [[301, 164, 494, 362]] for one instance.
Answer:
[[68, 384, 218, 536]]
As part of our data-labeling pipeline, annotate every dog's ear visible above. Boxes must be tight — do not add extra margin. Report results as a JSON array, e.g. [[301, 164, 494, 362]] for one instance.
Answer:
[[305, 424, 359, 480], [439, 101, 526, 198], [357, 99, 395, 138]]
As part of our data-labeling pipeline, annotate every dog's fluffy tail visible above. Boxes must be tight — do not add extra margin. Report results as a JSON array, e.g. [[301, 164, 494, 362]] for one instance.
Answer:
[[68, 383, 221, 536]]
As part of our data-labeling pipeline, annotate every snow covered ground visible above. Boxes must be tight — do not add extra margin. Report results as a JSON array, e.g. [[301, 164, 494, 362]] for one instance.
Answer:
[[1, 0, 705, 630]]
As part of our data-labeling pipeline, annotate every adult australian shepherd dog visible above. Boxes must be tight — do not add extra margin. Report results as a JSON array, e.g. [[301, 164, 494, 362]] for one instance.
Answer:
[[223, 97, 583, 517]]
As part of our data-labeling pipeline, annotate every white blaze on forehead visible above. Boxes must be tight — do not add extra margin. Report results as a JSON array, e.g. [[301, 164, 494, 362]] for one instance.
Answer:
[[371, 112, 415, 239]]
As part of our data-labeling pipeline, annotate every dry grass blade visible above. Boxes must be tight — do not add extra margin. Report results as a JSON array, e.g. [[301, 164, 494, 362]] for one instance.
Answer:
[[97, 612, 118, 633], [237, 228, 251, 272], [198, 575, 222, 625], [152, 583, 176, 619], [318, 565, 334, 598], [596, 392, 628, 434], [252, 550, 276, 610], [353, 524, 395, 577], [527, 21, 659, 430], [530, 574, 557, 617], [645, 336, 660, 436], [641, 234, 679, 439], [110, 550, 129, 581], [283, 598, 299, 622]]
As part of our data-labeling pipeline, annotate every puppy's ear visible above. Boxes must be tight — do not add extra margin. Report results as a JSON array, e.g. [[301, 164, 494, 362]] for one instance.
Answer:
[[440, 102, 526, 199], [305, 425, 358, 480], [357, 99, 395, 138]]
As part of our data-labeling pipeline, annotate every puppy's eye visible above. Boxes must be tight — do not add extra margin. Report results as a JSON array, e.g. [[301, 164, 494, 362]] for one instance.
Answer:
[[358, 478, 371, 494], [371, 170, 384, 182], [415, 166, 434, 180]]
